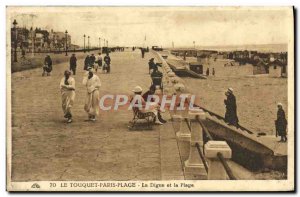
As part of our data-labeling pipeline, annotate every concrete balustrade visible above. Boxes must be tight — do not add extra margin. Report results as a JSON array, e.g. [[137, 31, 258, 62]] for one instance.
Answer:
[[175, 100, 191, 141], [174, 83, 185, 93], [178, 93, 190, 118], [204, 141, 232, 180], [184, 108, 207, 176], [168, 72, 175, 77], [163, 83, 175, 96], [176, 123, 191, 142], [171, 76, 180, 84], [172, 115, 183, 134], [167, 72, 176, 85]]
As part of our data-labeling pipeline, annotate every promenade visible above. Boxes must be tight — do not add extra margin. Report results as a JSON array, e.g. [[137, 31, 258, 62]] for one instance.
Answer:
[[11, 50, 184, 181], [10, 49, 286, 182]]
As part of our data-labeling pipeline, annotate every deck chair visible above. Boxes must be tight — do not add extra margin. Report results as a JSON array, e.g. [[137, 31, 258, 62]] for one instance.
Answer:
[[129, 107, 156, 129]]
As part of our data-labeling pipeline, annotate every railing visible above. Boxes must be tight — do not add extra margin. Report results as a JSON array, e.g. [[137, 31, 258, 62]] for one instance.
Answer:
[[195, 116, 237, 180], [195, 143, 209, 173], [153, 50, 237, 180], [182, 116, 237, 180], [216, 152, 236, 180]]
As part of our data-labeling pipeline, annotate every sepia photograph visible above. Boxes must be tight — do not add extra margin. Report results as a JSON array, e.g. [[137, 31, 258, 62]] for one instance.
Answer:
[[6, 6, 294, 191]]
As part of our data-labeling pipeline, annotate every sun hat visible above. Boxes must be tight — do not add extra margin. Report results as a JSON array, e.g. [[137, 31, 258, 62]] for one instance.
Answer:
[[227, 87, 233, 93], [132, 86, 143, 93]]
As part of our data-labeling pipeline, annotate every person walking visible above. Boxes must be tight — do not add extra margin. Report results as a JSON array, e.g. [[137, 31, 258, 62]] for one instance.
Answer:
[[183, 51, 187, 60], [148, 58, 156, 74], [275, 103, 287, 142], [60, 70, 76, 123], [141, 48, 145, 58], [42, 54, 53, 76], [212, 68, 215, 76], [90, 54, 96, 67], [96, 52, 103, 72], [224, 88, 239, 126], [83, 67, 101, 121], [103, 53, 111, 73], [84, 54, 91, 71], [69, 54, 77, 75], [206, 68, 210, 76]]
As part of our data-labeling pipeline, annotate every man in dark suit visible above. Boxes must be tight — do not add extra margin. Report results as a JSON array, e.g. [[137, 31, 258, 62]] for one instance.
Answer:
[[69, 54, 77, 75], [224, 88, 239, 126], [275, 103, 287, 142], [84, 54, 90, 71], [103, 53, 111, 73]]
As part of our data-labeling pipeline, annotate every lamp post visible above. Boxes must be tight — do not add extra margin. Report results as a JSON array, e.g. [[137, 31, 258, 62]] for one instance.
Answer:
[[88, 36, 90, 51], [65, 30, 68, 56], [83, 34, 86, 53], [107, 40, 108, 47], [104, 39, 106, 48], [193, 41, 195, 49], [13, 19, 18, 62]]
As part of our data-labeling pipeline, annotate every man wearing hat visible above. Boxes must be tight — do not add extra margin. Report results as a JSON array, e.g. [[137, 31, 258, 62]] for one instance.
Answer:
[[103, 53, 111, 73], [69, 54, 77, 75], [148, 58, 162, 74], [83, 67, 101, 121], [60, 70, 76, 123], [84, 54, 91, 71], [131, 86, 164, 125], [148, 58, 155, 74], [275, 103, 287, 142], [224, 88, 239, 126]]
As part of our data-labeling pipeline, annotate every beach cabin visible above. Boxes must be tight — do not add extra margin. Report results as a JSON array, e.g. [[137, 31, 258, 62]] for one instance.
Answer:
[[217, 53, 224, 59], [268, 59, 287, 77], [253, 60, 269, 75], [189, 62, 203, 74], [197, 54, 210, 65], [196, 50, 218, 64]]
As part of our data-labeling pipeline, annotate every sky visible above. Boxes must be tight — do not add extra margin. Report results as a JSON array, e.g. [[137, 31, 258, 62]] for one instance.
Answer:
[[8, 7, 293, 48]]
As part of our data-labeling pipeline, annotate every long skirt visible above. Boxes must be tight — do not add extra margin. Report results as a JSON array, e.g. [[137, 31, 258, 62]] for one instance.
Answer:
[[61, 90, 75, 118], [84, 90, 100, 116]]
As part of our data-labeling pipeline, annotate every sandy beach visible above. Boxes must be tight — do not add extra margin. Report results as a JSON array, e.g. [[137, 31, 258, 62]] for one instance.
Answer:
[[183, 57, 288, 135]]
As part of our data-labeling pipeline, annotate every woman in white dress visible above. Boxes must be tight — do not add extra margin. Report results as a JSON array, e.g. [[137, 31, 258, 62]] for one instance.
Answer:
[[83, 67, 101, 121]]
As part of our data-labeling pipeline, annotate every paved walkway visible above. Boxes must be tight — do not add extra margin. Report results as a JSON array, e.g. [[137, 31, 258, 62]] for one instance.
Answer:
[[11, 50, 183, 181]]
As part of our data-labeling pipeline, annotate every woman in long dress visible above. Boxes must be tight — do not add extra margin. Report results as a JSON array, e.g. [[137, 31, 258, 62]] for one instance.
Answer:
[[83, 67, 101, 121], [60, 70, 76, 123]]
